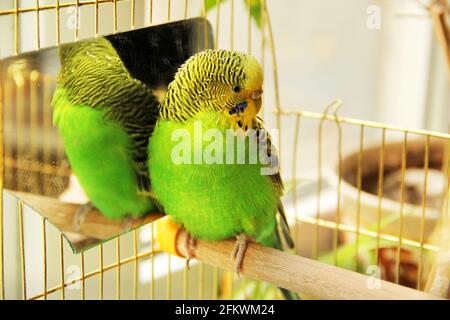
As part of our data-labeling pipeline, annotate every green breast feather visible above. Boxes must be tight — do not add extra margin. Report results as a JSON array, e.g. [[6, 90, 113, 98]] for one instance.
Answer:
[[149, 110, 279, 246], [53, 88, 156, 219]]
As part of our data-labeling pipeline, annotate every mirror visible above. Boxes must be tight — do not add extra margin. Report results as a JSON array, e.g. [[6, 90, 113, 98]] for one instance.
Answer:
[[0, 17, 213, 252]]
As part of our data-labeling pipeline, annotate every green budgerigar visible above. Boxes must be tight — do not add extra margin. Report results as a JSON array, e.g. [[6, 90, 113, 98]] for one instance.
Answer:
[[148, 49, 297, 298], [52, 38, 159, 220]]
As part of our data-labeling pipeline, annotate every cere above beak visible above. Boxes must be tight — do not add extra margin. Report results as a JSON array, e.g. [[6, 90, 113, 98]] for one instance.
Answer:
[[229, 101, 247, 115], [250, 89, 263, 100]]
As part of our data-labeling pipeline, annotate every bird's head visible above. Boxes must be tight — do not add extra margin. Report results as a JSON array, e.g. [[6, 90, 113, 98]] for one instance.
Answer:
[[161, 49, 263, 130]]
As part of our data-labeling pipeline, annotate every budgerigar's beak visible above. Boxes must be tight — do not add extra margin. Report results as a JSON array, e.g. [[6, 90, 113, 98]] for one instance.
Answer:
[[242, 88, 263, 130], [229, 88, 263, 131]]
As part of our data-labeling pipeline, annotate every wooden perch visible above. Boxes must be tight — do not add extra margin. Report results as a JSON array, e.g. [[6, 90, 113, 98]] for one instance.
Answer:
[[173, 229, 443, 300], [9, 191, 163, 241], [7, 193, 446, 299]]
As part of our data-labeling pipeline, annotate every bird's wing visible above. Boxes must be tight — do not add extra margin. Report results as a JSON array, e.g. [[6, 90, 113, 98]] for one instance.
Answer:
[[56, 38, 159, 193], [254, 119, 294, 249]]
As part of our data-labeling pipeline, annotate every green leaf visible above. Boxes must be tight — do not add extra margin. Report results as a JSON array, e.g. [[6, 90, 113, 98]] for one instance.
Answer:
[[204, 0, 264, 29], [204, 0, 225, 12], [244, 0, 263, 28]]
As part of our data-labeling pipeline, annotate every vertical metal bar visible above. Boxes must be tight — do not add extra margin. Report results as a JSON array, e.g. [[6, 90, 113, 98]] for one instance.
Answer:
[[213, 267, 218, 300], [243, 277, 249, 299], [14, 0, 19, 55], [183, 262, 189, 299], [80, 252, 85, 300], [149, 0, 153, 25], [230, 0, 234, 50], [446, 158, 450, 222], [56, 0, 60, 45], [230, 273, 234, 299], [292, 114, 301, 250], [116, 236, 121, 300], [95, 0, 99, 36], [113, 0, 118, 33], [35, 0, 40, 49], [75, 0, 80, 40], [184, 0, 188, 19], [167, 254, 171, 300], [42, 218, 47, 300], [54, 72, 67, 192], [417, 135, 430, 290], [215, 0, 220, 49], [42, 76, 52, 196], [355, 125, 364, 271], [4, 74, 13, 194], [167, 0, 171, 21], [14, 70, 24, 193], [376, 128, 386, 266], [259, 0, 266, 118], [131, 0, 135, 29], [60, 234, 65, 300], [19, 201, 26, 300], [0, 69, 4, 300], [442, 140, 450, 223], [99, 243, 103, 299], [30, 71, 39, 194], [247, 0, 252, 54], [263, 1, 280, 156], [333, 113, 343, 267], [445, 144, 450, 221], [395, 132, 408, 284], [314, 119, 325, 260], [151, 223, 155, 299], [198, 262, 204, 299], [201, 0, 209, 49], [133, 230, 138, 300]]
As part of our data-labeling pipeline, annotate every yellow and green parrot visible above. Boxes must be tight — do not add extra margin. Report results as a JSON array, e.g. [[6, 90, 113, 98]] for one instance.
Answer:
[[148, 49, 297, 299], [52, 38, 159, 221]]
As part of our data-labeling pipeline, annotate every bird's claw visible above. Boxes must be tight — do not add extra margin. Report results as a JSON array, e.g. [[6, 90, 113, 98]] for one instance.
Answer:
[[73, 202, 95, 232], [184, 232, 197, 269], [230, 233, 252, 276], [121, 216, 140, 231]]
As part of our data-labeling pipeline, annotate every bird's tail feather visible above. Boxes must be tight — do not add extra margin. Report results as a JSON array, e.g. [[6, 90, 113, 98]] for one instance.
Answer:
[[277, 201, 295, 249], [274, 223, 300, 300]]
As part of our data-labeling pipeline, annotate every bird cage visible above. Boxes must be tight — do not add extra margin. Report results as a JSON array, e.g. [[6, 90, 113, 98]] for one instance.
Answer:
[[0, 0, 449, 300]]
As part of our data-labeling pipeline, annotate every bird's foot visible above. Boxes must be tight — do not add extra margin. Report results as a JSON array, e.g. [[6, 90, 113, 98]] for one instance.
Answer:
[[121, 216, 140, 231], [184, 232, 197, 269], [73, 202, 96, 232], [230, 233, 253, 276]]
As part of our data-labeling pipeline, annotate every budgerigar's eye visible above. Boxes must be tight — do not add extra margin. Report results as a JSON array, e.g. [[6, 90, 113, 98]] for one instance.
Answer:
[[232, 85, 241, 93]]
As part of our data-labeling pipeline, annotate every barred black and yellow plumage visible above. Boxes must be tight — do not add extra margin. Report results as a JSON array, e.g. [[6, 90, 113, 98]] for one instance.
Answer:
[[57, 38, 158, 193], [160, 49, 261, 123]]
